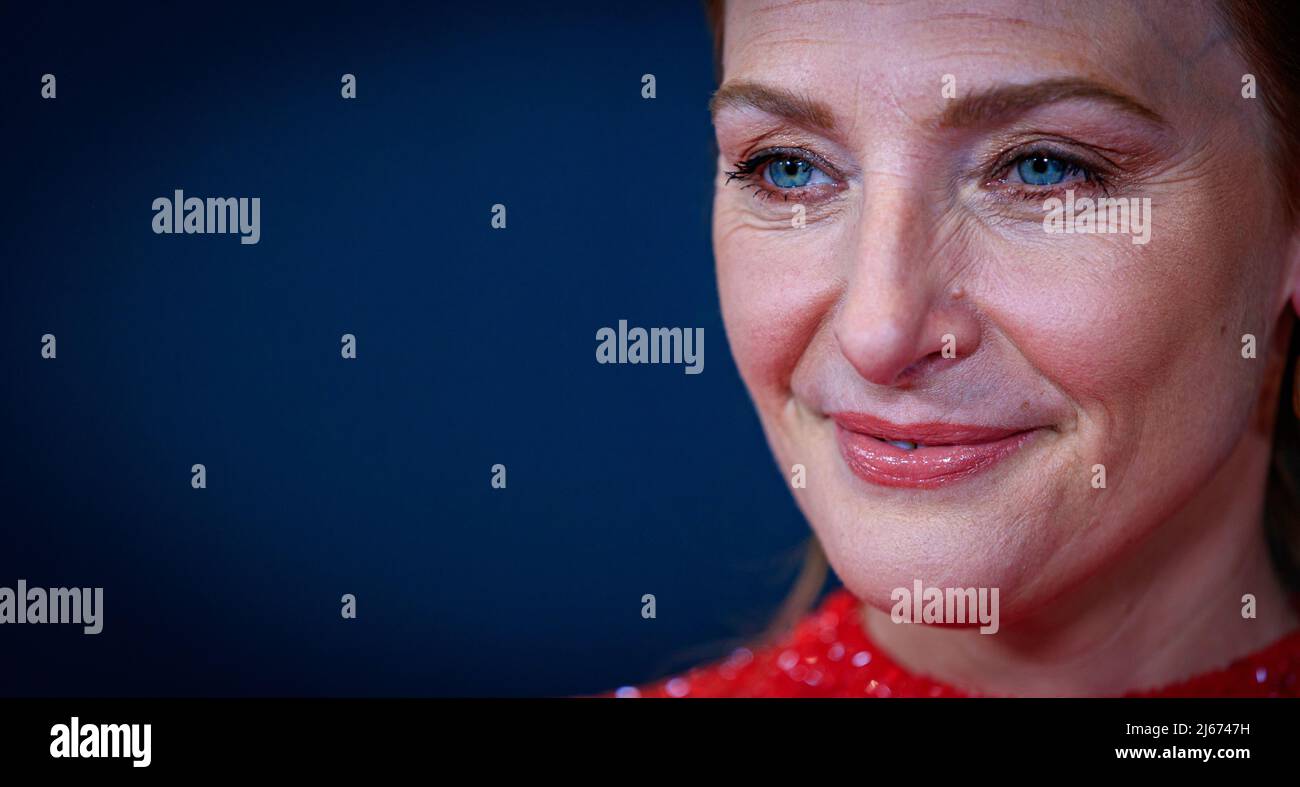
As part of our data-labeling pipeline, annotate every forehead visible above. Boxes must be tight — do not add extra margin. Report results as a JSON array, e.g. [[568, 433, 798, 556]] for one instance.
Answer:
[[720, 0, 1231, 128]]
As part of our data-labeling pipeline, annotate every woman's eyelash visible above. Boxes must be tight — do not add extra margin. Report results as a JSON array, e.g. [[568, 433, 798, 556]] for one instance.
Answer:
[[724, 156, 763, 184], [724, 144, 1117, 205], [723, 147, 840, 201], [989, 147, 1114, 199], [724, 155, 782, 201]]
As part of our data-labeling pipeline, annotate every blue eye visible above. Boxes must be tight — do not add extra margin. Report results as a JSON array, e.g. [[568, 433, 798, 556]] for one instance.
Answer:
[[767, 158, 816, 188], [724, 150, 837, 199], [1016, 155, 1070, 186]]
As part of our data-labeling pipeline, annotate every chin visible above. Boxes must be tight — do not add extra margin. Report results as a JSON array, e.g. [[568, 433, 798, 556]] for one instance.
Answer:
[[761, 399, 1145, 626]]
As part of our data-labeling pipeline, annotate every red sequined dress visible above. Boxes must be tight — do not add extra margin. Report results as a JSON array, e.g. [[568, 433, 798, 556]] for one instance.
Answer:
[[616, 588, 1300, 698]]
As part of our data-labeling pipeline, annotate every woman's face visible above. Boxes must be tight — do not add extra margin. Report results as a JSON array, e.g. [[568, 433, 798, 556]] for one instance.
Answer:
[[712, 0, 1298, 622]]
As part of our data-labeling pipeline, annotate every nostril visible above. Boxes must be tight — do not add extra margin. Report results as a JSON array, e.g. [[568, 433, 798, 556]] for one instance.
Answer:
[[832, 293, 978, 387], [893, 351, 960, 387]]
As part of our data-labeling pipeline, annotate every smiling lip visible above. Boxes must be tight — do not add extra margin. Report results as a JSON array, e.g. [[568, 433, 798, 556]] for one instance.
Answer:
[[830, 412, 1038, 489]]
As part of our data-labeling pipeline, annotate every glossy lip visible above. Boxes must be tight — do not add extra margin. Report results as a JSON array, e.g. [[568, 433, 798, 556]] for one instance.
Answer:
[[830, 412, 1039, 489]]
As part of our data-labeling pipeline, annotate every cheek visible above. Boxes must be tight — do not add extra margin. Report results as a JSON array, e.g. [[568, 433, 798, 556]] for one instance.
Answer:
[[978, 199, 1276, 491], [714, 202, 843, 403], [987, 181, 1279, 395]]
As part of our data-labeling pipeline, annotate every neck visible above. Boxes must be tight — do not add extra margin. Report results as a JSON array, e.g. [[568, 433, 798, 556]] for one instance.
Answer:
[[862, 421, 1298, 697]]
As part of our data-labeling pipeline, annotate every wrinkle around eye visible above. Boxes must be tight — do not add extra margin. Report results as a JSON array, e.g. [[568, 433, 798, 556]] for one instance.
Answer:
[[714, 187, 849, 233]]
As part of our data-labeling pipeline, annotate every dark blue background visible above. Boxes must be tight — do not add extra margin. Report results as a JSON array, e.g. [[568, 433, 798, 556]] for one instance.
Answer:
[[0, 1, 822, 696]]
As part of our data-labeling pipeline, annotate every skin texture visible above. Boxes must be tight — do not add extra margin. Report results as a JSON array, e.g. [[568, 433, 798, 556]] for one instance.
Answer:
[[712, 0, 1300, 695]]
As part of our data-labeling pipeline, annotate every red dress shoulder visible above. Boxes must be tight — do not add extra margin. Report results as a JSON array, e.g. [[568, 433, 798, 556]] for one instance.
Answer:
[[612, 589, 1300, 698]]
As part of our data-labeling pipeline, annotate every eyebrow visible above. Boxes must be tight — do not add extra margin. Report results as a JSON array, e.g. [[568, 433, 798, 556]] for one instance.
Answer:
[[710, 77, 1166, 133], [710, 80, 839, 132], [940, 78, 1166, 128]]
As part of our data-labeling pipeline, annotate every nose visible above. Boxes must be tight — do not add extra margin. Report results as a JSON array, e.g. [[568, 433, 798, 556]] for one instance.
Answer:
[[832, 188, 981, 387]]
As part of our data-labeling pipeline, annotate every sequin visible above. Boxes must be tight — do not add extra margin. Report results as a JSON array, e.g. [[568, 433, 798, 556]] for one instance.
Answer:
[[777, 650, 800, 672], [615, 589, 1300, 698]]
